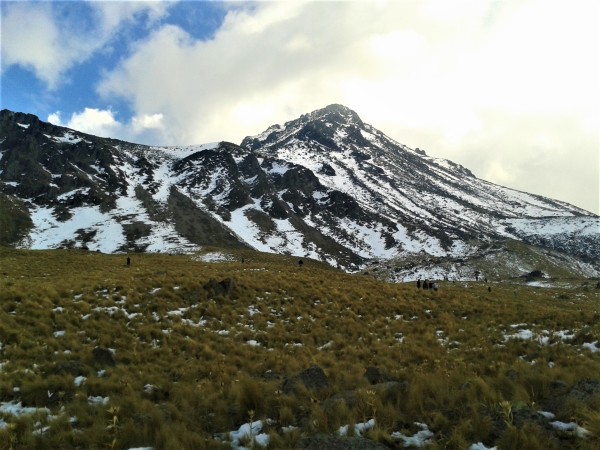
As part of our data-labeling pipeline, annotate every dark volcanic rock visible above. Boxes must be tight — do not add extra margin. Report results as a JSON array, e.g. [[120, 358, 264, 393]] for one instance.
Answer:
[[92, 347, 116, 367], [283, 365, 329, 394], [203, 278, 238, 299], [364, 366, 398, 385]]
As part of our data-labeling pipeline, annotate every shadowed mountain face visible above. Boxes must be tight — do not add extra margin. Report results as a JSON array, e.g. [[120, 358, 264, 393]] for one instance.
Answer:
[[0, 106, 597, 276]]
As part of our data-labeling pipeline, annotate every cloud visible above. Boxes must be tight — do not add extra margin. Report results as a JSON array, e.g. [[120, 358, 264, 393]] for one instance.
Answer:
[[48, 108, 122, 137], [48, 108, 166, 144], [12, 0, 597, 213], [1, 1, 173, 89]]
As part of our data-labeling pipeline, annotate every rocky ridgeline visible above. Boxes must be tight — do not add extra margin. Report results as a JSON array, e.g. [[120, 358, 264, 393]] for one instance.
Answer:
[[0, 107, 598, 277]]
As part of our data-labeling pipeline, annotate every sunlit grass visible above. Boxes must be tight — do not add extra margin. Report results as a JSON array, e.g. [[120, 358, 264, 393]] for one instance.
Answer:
[[0, 247, 598, 449]]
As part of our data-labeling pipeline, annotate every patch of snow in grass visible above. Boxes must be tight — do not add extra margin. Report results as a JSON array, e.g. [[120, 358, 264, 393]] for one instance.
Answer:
[[549, 421, 590, 438], [469, 443, 497, 450], [32, 422, 50, 436], [167, 307, 188, 317], [217, 420, 269, 449], [182, 318, 207, 327], [338, 418, 375, 437], [503, 329, 533, 341], [74, 376, 86, 387], [526, 281, 553, 288], [554, 330, 575, 341], [318, 341, 333, 350], [87, 395, 109, 406], [253, 433, 270, 448], [246, 340, 261, 347], [0, 401, 50, 417], [391, 422, 433, 447], [582, 341, 598, 353], [538, 411, 556, 419], [194, 252, 236, 263], [53, 330, 65, 338]]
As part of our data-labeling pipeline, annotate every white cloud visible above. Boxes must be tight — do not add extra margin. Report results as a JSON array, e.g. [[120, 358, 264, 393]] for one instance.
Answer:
[[1, 1, 173, 89], [32, 0, 600, 213], [1, 3, 64, 88], [48, 108, 122, 137], [48, 108, 166, 144]]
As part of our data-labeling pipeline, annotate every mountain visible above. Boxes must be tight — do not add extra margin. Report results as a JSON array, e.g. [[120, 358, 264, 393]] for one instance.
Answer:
[[0, 106, 598, 279]]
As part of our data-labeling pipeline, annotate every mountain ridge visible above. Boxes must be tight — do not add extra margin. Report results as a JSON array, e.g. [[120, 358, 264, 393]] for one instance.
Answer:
[[0, 106, 597, 279]]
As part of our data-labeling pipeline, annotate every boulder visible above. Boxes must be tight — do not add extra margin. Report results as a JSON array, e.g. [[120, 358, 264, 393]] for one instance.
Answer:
[[92, 347, 116, 367], [203, 278, 237, 298], [364, 366, 397, 385], [283, 365, 329, 394]]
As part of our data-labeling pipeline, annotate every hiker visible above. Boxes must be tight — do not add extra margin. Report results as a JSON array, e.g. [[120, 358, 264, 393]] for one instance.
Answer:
[[126, 256, 131, 266], [417, 279, 421, 289], [423, 280, 429, 290], [298, 259, 304, 267]]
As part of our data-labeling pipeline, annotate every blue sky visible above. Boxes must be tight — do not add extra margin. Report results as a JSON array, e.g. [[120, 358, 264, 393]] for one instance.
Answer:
[[2, 1, 229, 126], [1, 0, 598, 214]]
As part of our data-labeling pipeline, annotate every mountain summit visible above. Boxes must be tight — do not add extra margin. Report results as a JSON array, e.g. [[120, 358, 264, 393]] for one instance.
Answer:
[[0, 107, 597, 278]]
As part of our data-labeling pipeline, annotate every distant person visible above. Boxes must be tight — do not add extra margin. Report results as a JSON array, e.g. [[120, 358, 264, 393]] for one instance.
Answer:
[[298, 259, 304, 267], [432, 283, 438, 291], [417, 279, 421, 289], [423, 280, 429, 290], [126, 256, 131, 266]]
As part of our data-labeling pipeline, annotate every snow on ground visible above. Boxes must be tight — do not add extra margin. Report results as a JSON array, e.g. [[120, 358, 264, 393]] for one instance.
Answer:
[[193, 252, 236, 263], [391, 422, 434, 447], [504, 216, 599, 236], [469, 443, 497, 450], [338, 418, 375, 437], [215, 420, 270, 449], [154, 143, 220, 161], [26, 205, 126, 252], [549, 421, 590, 438], [0, 401, 50, 418], [582, 341, 599, 353], [23, 163, 199, 253], [87, 396, 109, 406]]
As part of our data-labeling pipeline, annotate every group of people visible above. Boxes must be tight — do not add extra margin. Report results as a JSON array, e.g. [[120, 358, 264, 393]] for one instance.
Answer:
[[417, 279, 438, 291]]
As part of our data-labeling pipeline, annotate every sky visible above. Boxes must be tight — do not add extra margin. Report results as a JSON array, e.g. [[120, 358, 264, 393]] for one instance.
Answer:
[[1, 0, 598, 214]]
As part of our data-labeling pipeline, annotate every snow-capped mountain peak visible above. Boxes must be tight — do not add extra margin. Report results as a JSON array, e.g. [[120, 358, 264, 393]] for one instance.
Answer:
[[1, 107, 597, 277]]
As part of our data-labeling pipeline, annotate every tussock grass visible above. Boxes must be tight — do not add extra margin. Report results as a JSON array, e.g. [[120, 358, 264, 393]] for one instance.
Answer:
[[0, 247, 598, 449]]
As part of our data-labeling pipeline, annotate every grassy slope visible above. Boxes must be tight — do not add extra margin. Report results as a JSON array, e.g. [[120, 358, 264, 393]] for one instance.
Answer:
[[0, 248, 598, 449]]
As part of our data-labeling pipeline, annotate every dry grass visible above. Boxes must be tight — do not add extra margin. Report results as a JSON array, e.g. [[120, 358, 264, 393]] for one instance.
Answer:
[[0, 247, 598, 449]]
